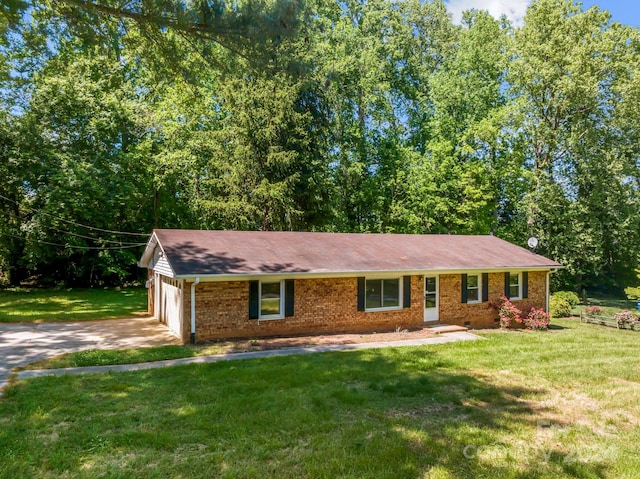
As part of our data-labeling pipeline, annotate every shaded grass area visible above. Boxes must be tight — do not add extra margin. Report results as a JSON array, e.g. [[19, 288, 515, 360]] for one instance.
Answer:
[[624, 270, 640, 301], [20, 345, 224, 370], [626, 285, 640, 301], [570, 295, 639, 317], [0, 288, 147, 323], [2, 320, 640, 478]]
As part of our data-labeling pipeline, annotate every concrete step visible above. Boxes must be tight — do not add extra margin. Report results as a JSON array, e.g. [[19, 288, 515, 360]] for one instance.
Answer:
[[423, 323, 468, 334]]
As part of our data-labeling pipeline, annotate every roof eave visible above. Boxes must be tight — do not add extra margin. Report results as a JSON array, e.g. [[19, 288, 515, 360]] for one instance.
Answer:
[[172, 265, 562, 282], [138, 232, 159, 268]]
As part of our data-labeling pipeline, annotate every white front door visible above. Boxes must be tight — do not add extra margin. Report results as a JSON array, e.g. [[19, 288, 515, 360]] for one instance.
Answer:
[[424, 275, 439, 322]]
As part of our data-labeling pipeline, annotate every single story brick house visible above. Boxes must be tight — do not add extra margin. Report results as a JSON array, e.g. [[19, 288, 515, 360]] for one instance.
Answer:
[[138, 229, 562, 343]]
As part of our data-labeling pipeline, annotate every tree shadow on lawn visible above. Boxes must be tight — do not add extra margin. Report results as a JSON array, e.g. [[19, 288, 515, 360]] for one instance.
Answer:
[[585, 297, 638, 310], [1, 347, 612, 478], [547, 323, 568, 330]]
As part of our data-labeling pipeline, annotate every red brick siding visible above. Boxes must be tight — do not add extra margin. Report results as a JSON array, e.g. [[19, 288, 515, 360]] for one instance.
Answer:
[[439, 271, 547, 328], [173, 271, 548, 343], [184, 276, 423, 342]]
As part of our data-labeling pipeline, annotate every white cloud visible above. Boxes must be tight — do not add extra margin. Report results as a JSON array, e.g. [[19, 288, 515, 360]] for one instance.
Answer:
[[446, 0, 531, 26]]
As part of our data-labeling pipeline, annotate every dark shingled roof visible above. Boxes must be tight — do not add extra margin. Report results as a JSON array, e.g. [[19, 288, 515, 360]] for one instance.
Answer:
[[142, 229, 561, 277]]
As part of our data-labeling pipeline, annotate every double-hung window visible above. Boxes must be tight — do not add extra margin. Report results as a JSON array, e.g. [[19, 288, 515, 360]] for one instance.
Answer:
[[365, 278, 401, 311], [466, 274, 481, 304], [259, 280, 284, 319], [508, 273, 522, 300]]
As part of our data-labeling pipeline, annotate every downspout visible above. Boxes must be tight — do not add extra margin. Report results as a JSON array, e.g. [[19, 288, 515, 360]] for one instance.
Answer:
[[190, 277, 200, 344], [545, 271, 550, 313]]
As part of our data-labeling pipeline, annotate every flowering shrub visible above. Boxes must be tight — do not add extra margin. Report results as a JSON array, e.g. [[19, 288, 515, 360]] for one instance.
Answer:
[[495, 295, 522, 329], [614, 310, 639, 328], [524, 308, 551, 331], [584, 306, 604, 317]]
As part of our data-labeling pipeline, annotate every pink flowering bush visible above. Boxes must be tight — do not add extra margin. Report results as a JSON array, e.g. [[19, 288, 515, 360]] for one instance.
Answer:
[[614, 310, 639, 328], [584, 306, 604, 317], [495, 295, 522, 329], [524, 308, 551, 331]]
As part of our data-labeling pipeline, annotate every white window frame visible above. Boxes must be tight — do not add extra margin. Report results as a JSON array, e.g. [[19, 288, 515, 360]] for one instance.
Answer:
[[365, 277, 403, 312], [509, 272, 522, 300], [259, 280, 285, 320], [467, 274, 482, 305]]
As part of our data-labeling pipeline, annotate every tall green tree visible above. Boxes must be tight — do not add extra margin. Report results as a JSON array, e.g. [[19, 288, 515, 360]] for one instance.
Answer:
[[0, 0, 29, 284], [14, 43, 154, 285], [393, 10, 511, 234], [1, 0, 639, 293], [0, 111, 26, 285], [147, 71, 334, 232], [319, 0, 456, 232], [39, 0, 310, 72], [509, 0, 640, 291], [199, 74, 333, 230]]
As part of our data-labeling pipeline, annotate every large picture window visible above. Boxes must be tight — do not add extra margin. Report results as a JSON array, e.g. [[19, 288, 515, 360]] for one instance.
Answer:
[[260, 280, 284, 319], [365, 278, 401, 311]]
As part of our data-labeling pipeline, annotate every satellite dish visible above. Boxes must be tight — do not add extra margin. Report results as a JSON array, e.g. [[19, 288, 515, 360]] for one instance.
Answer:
[[527, 237, 539, 249]]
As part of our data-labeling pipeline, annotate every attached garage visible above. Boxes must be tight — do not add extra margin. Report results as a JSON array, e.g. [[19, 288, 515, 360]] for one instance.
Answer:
[[157, 276, 183, 338], [147, 246, 185, 340]]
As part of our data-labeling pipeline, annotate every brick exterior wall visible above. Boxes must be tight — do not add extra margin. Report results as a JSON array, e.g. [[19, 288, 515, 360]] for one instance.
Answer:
[[181, 276, 422, 342], [439, 271, 547, 328], [173, 271, 548, 343]]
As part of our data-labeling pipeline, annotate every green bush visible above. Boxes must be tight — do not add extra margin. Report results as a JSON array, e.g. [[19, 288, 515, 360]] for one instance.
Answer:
[[552, 291, 580, 307], [625, 286, 640, 301], [550, 296, 572, 318]]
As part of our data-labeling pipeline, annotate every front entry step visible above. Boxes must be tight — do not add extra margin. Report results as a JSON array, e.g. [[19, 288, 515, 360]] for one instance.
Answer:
[[424, 324, 468, 334]]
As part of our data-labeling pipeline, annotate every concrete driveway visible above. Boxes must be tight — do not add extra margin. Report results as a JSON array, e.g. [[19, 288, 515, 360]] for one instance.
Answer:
[[0, 317, 181, 390]]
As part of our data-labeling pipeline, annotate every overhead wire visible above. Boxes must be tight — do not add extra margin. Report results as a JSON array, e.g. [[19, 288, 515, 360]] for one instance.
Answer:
[[0, 193, 150, 237], [37, 222, 147, 245], [0, 231, 146, 250]]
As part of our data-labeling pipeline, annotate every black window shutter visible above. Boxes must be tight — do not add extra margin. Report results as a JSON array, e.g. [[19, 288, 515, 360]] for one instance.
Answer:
[[504, 272, 510, 298], [403, 276, 411, 309], [357, 277, 365, 311], [461, 274, 468, 303], [285, 279, 295, 317], [482, 273, 489, 302], [522, 272, 529, 299], [249, 281, 259, 319]]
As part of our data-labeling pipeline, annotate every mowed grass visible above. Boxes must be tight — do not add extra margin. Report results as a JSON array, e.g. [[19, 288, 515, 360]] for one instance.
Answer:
[[0, 288, 147, 322], [579, 296, 639, 316], [571, 295, 640, 319], [20, 345, 228, 370], [2, 319, 640, 478]]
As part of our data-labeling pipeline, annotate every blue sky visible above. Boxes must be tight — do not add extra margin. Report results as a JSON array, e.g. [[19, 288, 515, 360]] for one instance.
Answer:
[[580, 0, 640, 26], [445, 0, 640, 28]]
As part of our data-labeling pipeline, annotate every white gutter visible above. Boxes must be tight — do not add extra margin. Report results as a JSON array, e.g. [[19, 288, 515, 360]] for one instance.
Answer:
[[190, 277, 200, 344]]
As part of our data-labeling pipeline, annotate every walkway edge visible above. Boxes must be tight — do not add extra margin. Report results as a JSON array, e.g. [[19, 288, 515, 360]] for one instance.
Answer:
[[14, 331, 484, 382]]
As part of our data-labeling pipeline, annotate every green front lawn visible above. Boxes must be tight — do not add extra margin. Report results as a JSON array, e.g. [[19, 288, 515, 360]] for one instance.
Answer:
[[0, 287, 148, 323], [20, 345, 225, 370], [2, 319, 640, 478]]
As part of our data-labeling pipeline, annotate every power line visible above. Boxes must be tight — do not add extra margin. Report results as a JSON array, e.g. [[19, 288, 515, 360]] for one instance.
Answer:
[[39, 222, 147, 245], [0, 193, 150, 237], [0, 231, 146, 250]]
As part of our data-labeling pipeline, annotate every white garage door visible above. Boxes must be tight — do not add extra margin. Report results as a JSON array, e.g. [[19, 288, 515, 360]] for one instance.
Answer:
[[159, 276, 182, 338]]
